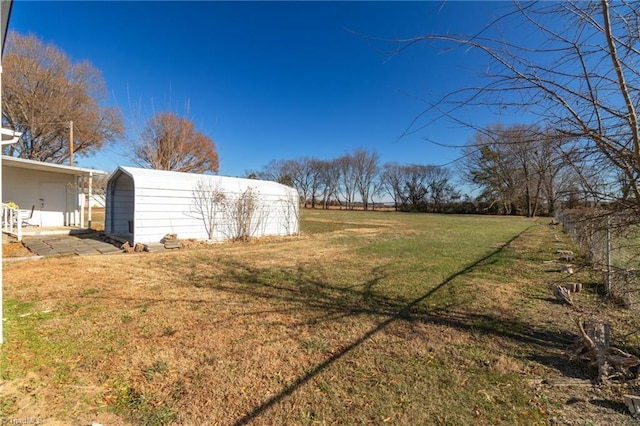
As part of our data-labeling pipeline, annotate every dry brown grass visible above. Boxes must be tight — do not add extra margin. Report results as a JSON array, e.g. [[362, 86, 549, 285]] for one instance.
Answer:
[[2, 239, 32, 258], [2, 211, 639, 425], [89, 207, 105, 231]]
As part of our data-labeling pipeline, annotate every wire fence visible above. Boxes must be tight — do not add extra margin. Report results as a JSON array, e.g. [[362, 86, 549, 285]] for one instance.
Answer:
[[556, 209, 640, 309]]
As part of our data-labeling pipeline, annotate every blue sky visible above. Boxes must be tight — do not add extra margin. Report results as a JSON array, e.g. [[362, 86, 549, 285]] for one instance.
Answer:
[[8, 1, 521, 178]]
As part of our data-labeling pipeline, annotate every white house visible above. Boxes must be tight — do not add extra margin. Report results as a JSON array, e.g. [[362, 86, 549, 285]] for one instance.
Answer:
[[2, 156, 107, 233], [105, 166, 299, 245]]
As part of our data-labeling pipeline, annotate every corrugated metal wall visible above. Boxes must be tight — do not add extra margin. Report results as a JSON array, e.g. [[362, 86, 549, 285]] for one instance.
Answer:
[[106, 167, 299, 244]]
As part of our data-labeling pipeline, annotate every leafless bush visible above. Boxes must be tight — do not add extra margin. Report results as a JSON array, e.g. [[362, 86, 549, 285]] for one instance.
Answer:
[[279, 193, 300, 236], [223, 187, 268, 242], [190, 179, 226, 240]]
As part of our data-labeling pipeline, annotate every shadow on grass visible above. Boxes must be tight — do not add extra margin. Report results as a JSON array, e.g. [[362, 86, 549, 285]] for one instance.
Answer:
[[589, 398, 630, 415], [64, 224, 591, 423], [207, 225, 581, 425], [52, 221, 588, 424]]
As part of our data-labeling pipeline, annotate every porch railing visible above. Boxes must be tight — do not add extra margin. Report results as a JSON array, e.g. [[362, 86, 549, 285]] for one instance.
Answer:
[[2, 203, 22, 241]]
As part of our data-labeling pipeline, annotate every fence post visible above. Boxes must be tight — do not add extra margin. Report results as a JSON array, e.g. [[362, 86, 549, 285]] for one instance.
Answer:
[[606, 215, 611, 295], [16, 209, 22, 241]]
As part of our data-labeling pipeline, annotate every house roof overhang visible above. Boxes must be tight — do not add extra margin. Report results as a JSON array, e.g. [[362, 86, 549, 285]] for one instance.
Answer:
[[1, 1, 13, 57], [2, 155, 108, 177]]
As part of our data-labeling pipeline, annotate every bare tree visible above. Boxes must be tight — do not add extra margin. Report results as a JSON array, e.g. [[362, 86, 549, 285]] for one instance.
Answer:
[[251, 158, 331, 208], [134, 111, 219, 173], [402, 164, 432, 211], [381, 162, 404, 211], [337, 153, 358, 209], [90, 175, 108, 198], [2, 32, 123, 163], [507, 126, 542, 217], [369, 175, 386, 211], [462, 125, 526, 215], [398, 1, 640, 217], [532, 130, 577, 215], [425, 166, 458, 213], [317, 159, 341, 209], [463, 124, 586, 216], [250, 159, 294, 186], [190, 179, 226, 240], [381, 162, 455, 212], [352, 148, 380, 211], [307, 158, 325, 209], [283, 158, 314, 208]]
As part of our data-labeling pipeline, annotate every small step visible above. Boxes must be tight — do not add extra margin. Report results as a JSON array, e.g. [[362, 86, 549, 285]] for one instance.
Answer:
[[141, 243, 164, 253], [163, 241, 181, 249]]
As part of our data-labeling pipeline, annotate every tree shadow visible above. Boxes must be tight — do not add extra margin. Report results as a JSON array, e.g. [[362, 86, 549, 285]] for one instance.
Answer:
[[65, 225, 593, 423], [589, 398, 630, 415], [526, 354, 592, 380], [213, 226, 586, 425]]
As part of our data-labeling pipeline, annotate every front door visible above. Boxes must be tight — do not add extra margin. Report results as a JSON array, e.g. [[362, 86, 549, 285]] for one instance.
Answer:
[[39, 182, 67, 227]]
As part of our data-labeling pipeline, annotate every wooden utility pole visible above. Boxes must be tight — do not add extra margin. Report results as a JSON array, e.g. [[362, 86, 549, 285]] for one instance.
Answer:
[[69, 120, 74, 167]]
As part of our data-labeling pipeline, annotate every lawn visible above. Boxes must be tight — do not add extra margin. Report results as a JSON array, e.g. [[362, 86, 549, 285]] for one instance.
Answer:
[[1, 210, 638, 425], [89, 206, 105, 231]]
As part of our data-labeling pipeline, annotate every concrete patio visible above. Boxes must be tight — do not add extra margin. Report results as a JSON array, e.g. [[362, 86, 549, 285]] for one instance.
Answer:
[[21, 233, 123, 256]]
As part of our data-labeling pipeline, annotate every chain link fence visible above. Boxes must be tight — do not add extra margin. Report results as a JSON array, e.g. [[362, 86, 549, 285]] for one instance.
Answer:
[[556, 209, 640, 309]]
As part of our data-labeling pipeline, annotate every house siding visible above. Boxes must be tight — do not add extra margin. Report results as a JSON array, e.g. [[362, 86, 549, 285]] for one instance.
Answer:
[[2, 165, 77, 227]]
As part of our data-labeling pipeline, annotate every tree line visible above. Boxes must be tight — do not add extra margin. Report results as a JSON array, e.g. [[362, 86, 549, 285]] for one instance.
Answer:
[[462, 124, 583, 217], [249, 148, 463, 213], [247, 123, 599, 217]]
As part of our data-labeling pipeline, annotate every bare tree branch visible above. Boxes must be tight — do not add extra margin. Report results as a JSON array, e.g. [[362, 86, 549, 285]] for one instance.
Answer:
[[133, 111, 219, 174], [2, 32, 123, 163]]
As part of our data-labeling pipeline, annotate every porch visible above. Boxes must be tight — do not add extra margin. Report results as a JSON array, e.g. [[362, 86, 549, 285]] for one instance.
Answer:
[[2, 156, 107, 241], [2, 204, 97, 241], [22, 226, 95, 237]]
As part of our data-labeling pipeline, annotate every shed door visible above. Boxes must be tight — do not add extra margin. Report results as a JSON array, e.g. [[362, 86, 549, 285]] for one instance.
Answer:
[[39, 182, 67, 227]]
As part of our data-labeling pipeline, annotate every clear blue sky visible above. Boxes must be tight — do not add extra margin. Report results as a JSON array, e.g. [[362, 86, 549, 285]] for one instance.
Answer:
[[8, 1, 523, 178]]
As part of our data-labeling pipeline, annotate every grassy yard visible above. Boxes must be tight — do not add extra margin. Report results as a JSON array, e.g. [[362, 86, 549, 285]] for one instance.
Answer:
[[89, 207, 105, 231], [1, 210, 639, 425]]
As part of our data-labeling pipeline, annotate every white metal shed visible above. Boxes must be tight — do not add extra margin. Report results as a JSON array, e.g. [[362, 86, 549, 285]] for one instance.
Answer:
[[105, 166, 299, 245]]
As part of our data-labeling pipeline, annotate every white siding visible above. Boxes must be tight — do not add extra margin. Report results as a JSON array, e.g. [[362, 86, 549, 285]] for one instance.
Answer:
[[105, 167, 299, 244], [2, 165, 78, 227]]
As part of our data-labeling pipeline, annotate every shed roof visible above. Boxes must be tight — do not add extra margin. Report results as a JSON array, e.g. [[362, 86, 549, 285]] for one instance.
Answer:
[[2, 155, 108, 176], [110, 166, 294, 194]]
